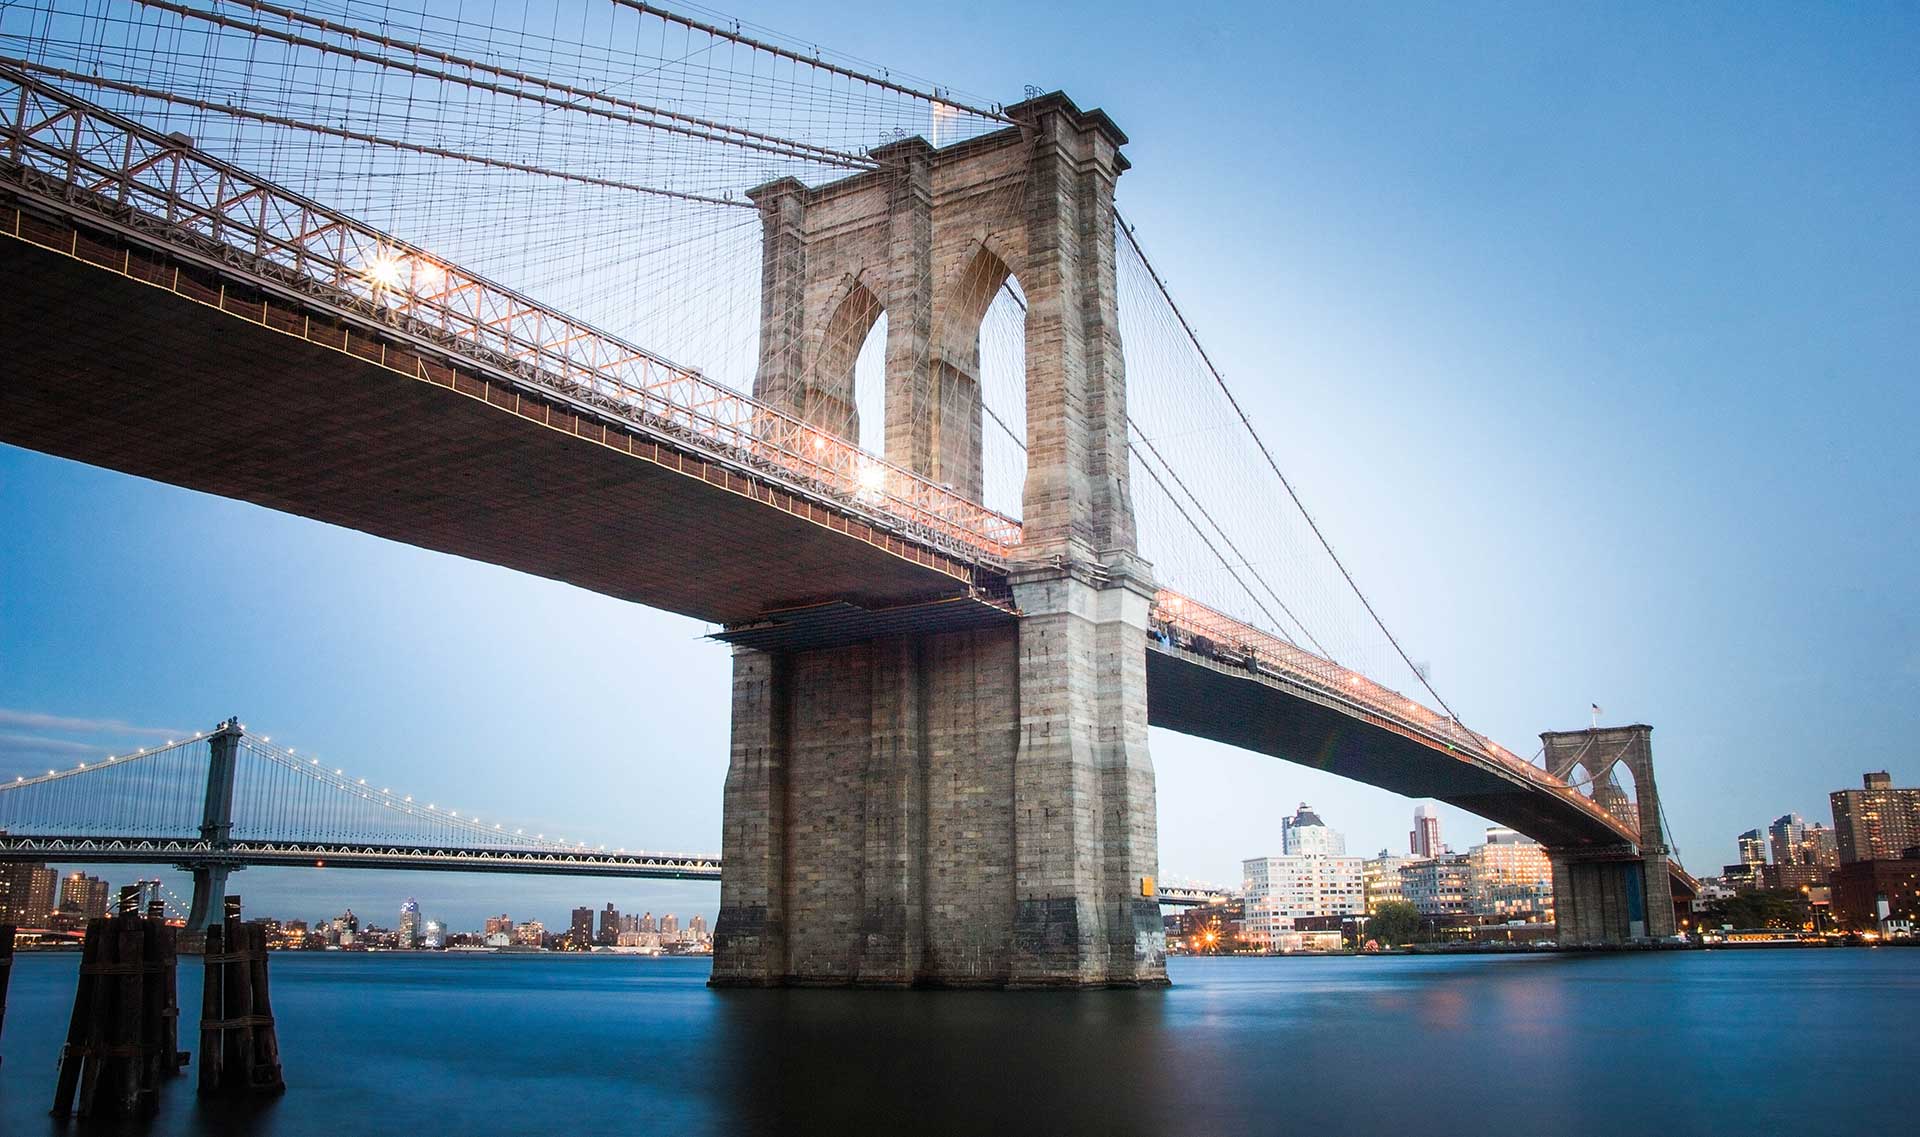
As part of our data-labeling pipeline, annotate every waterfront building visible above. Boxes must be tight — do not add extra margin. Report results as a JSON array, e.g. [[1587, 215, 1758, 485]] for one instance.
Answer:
[[1829, 857, 1920, 933], [1736, 828, 1767, 867], [1168, 898, 1244, 953], [661, 913, 680, 936], [1281, 803, 1346, 856], [1401, 855, 1471, 917], [1362, 852, 1408, 912], [1831, 772, 1920, 864], [1691, 877, 1737, 913], [639, 911, 656, 933], [1410, 804, 1443, 859], [422, 919, 447, 949], [58, 871, 110, 919], [398, 898, 422, 948], [484, 914, 512, 937], [688, 914, 709, 939], [0, 861, 57, 925], [513, 920, 544, 947], [1242, 855, 1364, 947], [598, 902, 621, 945], [569, 906, 594, 943], [1464, 828, 1553, 921]]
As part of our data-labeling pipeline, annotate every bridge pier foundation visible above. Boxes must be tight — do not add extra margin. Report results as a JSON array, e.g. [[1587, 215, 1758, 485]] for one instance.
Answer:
[[1548, 849, 1675, 944], [712, 567, 1166, 989]]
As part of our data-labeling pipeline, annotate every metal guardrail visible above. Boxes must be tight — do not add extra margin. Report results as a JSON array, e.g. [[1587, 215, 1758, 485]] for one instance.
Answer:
[[0, 68, 1646, 854], [1149, 590, 1639, 841], [0, 64, 1022, 561]]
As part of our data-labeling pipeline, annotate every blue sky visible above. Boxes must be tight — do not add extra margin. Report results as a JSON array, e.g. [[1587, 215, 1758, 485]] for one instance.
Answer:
[[2, 2, 1915, 929]]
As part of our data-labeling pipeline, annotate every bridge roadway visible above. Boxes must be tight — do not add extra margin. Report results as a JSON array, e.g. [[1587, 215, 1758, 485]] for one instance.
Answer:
[[0, 72, 1682, 894], [0, 834, 722, 881]]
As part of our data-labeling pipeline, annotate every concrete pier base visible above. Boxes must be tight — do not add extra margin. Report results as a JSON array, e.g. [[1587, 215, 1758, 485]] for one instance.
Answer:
[[712, 569, 1166, 989]]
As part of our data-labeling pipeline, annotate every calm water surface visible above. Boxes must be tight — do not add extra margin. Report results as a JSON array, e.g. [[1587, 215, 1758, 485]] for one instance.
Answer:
[[2, 949, 1914, 1134]]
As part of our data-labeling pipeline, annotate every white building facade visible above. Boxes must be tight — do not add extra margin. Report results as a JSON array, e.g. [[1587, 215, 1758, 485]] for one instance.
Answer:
[[1242, 854, 1365, 948]]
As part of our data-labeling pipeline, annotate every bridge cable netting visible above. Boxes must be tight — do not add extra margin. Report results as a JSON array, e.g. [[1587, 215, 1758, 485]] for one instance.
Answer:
[[0, 1, 1595, 789]]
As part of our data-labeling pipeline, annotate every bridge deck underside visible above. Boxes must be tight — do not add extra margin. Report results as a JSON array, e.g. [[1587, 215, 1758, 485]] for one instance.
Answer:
[[0, 228, 989, 627], [1145, 645, 1627, 849]]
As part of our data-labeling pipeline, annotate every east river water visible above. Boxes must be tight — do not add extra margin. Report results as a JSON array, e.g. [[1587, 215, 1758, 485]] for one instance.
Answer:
[[1, 949, 1914, 1135]]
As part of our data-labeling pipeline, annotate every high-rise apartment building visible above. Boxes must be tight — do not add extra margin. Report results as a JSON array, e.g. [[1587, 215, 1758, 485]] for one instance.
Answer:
[[1410, 805, 1443, 859], [660, 914, 680, 936], [58, 872, 110, 919], [1769, 813, 1807, 866], [0, 861, 57, 925], [398, 898, 422, 948], [513, 920, 545, 946], [1281, 804, 1345, 856], [598, 903, 621, 945], [484, 914, 512, 937], [1736, 829, 1768, 866], [570, 906, 595, 943], [1831, 772, 1920, 863], [1464, 828, 1554, 921]]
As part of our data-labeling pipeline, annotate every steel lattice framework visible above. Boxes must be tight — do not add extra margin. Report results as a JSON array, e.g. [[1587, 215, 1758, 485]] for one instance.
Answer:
[[0, 61, 1652, 860], [0, 64, 1022, 561]]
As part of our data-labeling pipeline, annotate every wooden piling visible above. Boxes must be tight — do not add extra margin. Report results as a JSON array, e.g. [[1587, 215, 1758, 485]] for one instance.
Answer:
[[197, 897, 284, 1097], [0, 923, 14, 1066], [49, 910, 178, 1118]]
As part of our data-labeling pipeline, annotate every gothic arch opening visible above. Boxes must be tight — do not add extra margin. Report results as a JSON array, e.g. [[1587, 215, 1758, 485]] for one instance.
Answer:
[[937, 242, 1026, 515], [809, 278, 884, 447]]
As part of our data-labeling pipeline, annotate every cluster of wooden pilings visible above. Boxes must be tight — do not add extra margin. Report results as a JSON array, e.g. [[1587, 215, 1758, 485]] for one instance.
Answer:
[[0, 922, 14, 1067], [197, 897, 284, 1098], [49, 894, 189, 1119], [25, 892, 283, 1121]]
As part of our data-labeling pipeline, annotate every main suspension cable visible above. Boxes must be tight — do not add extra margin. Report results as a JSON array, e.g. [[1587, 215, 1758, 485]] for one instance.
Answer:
[[220, 0, 876, 169], [132, 0, 860, 168], [611, 1, 1012, 124], [3, 58, 750, 208]]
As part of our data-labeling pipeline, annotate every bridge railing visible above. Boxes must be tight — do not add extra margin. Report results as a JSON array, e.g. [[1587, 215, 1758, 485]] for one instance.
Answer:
[[0, 64, 1022, 562], [1149, 590, 1635, 837]]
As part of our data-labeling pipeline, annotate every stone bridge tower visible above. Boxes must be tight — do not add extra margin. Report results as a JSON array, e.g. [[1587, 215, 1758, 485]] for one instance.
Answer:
[[712, 93, 1164, 988], [1541, 724, 1677, 942]]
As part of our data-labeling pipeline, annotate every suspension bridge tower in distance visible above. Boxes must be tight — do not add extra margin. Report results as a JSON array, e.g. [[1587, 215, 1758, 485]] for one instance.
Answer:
[[712, 92, 1166, 988]]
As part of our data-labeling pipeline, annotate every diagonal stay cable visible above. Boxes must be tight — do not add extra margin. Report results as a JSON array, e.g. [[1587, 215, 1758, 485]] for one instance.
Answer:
[[1115, 210, 1462, 723], [986, 280, 1322, 652]]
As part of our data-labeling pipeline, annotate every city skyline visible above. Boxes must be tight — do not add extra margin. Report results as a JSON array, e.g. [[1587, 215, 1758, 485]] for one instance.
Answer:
[[2, 0, 1915, 926]]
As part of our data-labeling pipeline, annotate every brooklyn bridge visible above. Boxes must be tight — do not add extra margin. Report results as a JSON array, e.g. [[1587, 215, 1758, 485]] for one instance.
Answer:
[[0, 0, 1691, 987]]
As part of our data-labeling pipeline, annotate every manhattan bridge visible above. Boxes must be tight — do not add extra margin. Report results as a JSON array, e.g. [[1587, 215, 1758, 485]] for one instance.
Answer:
[[0, 0, 1691, 987]]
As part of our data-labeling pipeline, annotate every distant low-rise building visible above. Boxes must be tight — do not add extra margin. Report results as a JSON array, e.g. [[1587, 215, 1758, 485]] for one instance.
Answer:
[[1464, 828, 1553, 922], [1362, 851, 1408, 912], [1402, 854, 1471, 917], [1168, 898, 1244, 953], [512, 919, 545, 947], [1829, 857, 1920, 933]]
